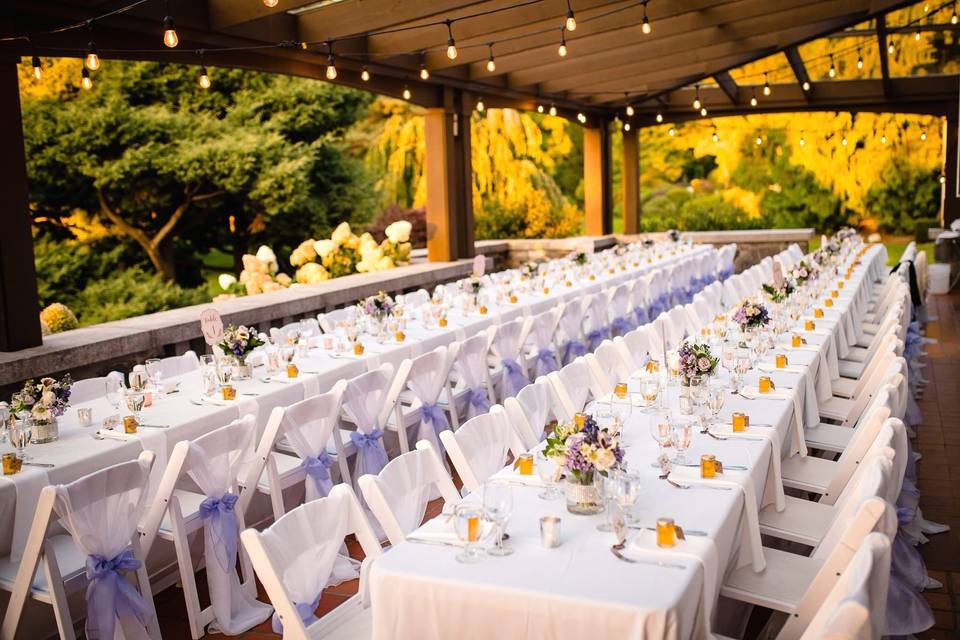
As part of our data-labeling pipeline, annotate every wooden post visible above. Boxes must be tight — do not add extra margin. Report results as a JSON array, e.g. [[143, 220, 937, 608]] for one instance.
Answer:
[[0, 58, 42, 351], [424, 88, 474, 262], [942, 106, 960, 228], [583, 122, 612, 236], [621, 126, 639, 235]]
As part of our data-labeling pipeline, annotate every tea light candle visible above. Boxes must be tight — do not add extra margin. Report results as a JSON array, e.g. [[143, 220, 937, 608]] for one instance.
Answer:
[[516, 453, 534, 475], [438, 317, 448, 328], [791, 335, 803, 348], [775, 354, 788, 369], [123, 415, 139, 434], [509, 295, 518, 304], [479, 306, 488, 315], [565, 281, 572, 287], [614, 382, 628, 399], [221, 385, 237, 401], [656, 517, 677, 547], [3, 452, 22, 475], [540, 516, 562, 548], [805, 320, 816, 331], [77, 407, 94, 427], [831, 290, 839, 298], [824, 298, 833, 307], [813, 308, 824, 318], [353, 342, 365, 356], [574, 413, 587, 428], [395, 330, 406, 343], [543, 287, 550, 295], [732, 412, 748, 432], [701, 454, 717, 478], [286, 363, 299, 378], [758, 376, 774, 393]]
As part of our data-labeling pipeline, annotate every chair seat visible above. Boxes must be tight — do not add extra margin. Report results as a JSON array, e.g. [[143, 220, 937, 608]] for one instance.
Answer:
[[819, 396, 856, 423], [804, 423, 854, 454], [831, 377, 857, 399], [720, 547, 823, 613], [844, 345, 870, 363], [278, 430, 357, 459], [258, 451, 306, 491], [159, 489, 209, 535], [861, 321, 879, 335], [309, 596, 372, 639], [0, 535, 84, 599], [781, 455, 837, 495], [838, 359, 866, 380], [759, 496, 834, 546]]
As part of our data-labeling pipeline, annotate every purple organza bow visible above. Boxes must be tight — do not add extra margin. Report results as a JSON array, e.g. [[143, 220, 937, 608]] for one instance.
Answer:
[[84, 549, 150, 640], [586, 327, 608, 350], [419, 402, 450, 453], [562, 339, 588, 364], [350, 429, 389, 476], [272, 596, 321, 634], [303, 451, 333, 498], [501, 358, 528, 398], [535, 347, 559, 376], [611, 316, 633, 337], [633, 306, 649, 326], [199, 492, 240, 572], [467, 387, 490, 415]]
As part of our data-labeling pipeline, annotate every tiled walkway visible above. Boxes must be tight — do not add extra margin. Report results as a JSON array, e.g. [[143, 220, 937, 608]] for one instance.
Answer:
[[156, 292, 960, 639]]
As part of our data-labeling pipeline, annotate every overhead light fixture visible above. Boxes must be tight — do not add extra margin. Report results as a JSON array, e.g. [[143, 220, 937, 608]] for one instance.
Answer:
[[558, 28, 568, 57], [692, 86, 701, 110], [445, 20, 458, 60], [486, 44, 496, 72], [762, 73, 771, 96], [641, 0, 651, 34], [264, 0, 279, 6], [419, 53, 430, 80], [565, 0, 577, 31]]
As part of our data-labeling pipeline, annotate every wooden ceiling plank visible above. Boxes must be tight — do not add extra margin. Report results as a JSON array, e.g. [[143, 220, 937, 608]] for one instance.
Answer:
[[207, 0, 319, 31]]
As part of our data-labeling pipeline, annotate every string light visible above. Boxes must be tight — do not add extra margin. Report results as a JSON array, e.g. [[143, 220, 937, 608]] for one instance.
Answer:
[[802, 81, 811, 91], [887, 40, 895, 54], [85, 21, 100, 71], [486, 44, 496, 72], [941, 174, 948, 184], [856, 48, 863, 70], [700, 107, 707, 116], [198, 64, 210, 89], [419, 53, 430, 80], [402, 85, 412, 100], [577, 112, 586, 123], [476, 97, 485, 112], [920, 131, 927, 141], [799, 131, 805, 146], [31, 55, 41, 81], [750, 88, 758, 107], [81, 67, 93, 90], [668, 126, 675, 136], [953, 5, 959, 25], [565, 0, 577, 31], [828, 55, 836, 78], [712, 128, 719, 142], [655, 112, 663, 123], [624, 122, 631, 131], [841, 135, 848, 146], [162, 2, 178, 48], [626, 104, 635, 117], [549, 104, 558, 116], [325, 55, 338, 80], [537, 104, 544, 113], [445, 20, 458, 60], [264, 0, 279, 6], [762, 73, 771, 96], [755, 135, 762, 145], [558, 28, 568, 57], [641, 0, 651, 34], [914, 30, 921, 41], [881, 134, 887, 144], [361, 66, 371, 82], [692, 86, 701, 110]]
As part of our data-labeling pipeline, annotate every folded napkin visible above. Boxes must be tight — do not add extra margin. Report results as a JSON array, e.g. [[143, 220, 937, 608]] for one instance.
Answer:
[[757, 364, 805, 375], [406, 513, 464, 546], [95, 428, 135, 441], [781, 343, 821, 353], [668, 465, 765, 573], [708, 426, 785, 512], [629, 530, 720, 640], [738, 386, 793, 402], [490, 466, 545, 487]]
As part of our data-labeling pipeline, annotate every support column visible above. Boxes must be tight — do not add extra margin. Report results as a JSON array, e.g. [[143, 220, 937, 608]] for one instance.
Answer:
[[424, 88, 474, 262], [942, 106, 960, 228], [583, 122, 612, 236], [621, 126, 639, 235], [0, 58, 42, 351]]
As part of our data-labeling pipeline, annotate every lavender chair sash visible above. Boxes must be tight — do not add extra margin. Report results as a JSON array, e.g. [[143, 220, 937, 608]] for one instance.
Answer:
[[562, 339, 588, 364], [303, 450, 334, 498], [501, 358, 528, 398], [199, 492, 240, 572], [350, 429, 389, 476], [633, 306, 649, 326], [586, 327, 609, 350], [85, 549, 150, 640], [719, 266, 734, 281], [885, 509, 936, 635], [272, 595, 321, 635], [466, 387, 491, 417], [611, 316, 633, 337], [535, 347, 559, 376], [419, 402, 450, 454]]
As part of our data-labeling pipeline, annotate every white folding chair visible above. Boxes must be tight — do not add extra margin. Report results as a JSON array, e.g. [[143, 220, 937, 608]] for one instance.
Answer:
[[524, 307, 562, 378], [357, 441, 460, 547], [630, 273, 653, 326], [444, 332, 496, 422], [489, 316, 532, 401], [340, 364, 401, 475], [607, 282, 635, 337], [391, 346, 457, 455], [318, 307, 357, 334], [556, 297, 589, 364], [614, 324, 663, 370], [440, 406, 524, 494], [159, 350, 200, 378], [68, 371, 124, 405], [503, 377, 556, 450], [139, 415, 272, 638], [240, 485, 381, 640], [584, 340, 631, 393], [0, 452, 160, 640], [547, 357, 604, 423]]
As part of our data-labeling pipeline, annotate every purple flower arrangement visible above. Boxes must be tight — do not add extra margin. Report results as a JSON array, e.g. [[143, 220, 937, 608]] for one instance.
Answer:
[[544, 414, 624, 484], [733, 300, 770, 331], [360, 291, 395, 320], [219, 324, 265, 359], [11, 375, 73, 423], [677, 341, 718, 381]]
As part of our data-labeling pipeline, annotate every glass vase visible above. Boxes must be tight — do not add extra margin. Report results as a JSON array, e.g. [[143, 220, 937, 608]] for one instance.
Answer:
[[564, 473, 603, 515], [31, 417, 59, 444]]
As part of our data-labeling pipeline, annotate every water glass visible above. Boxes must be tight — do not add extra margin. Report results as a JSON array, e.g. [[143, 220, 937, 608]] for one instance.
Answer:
[[10, 415, 31, 460], [649, 410, 671, 454], [671, 422, 692, 465], [536, 452, 562, 500], [215, 356, 236, 386], [125, 389, 145, 424], [639, 376, 660, 413], [105, 375, 125, 417], [145, 358, 163, 393], [482, 480, 514, 556], [453, 504, 485, 564], [612, 472, 643, 523]]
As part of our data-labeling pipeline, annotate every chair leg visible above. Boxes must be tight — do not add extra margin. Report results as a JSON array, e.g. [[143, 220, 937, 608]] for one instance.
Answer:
[[395, 405, 410, 453], [169, 498, 206, 640], [42, 541, 77, 640]]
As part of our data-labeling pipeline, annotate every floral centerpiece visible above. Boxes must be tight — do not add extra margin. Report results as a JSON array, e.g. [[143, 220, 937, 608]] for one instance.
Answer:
[[463, 273, 483, 300], [790, 260, 816, 286], [523, 261, 540, 279], [544, 414, 624, 515], [733, 300, 770, 331], [360, 291, 395, 322], [218, 325, 265, 378], [572, 251, 588, 266], [11, 375, 73, 443], [666, 229, 681, 242], [762, 281, 795, 303], [677, 341, 718, 385], [214, 246, 292, 301]]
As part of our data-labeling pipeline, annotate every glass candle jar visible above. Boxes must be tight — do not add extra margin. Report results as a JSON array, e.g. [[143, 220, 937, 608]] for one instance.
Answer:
[[732, 412, 748, 432], [123, 415, 138, 434], [656, 517, 677, 547], [804, 320, 816, 331], [516, 453, 534, 475], [758, 376, 774, 393], [701, 454, 717, 479], [792, 335, 803, 348], [221, 385, 237, 401], [286, 363, 299, 378]]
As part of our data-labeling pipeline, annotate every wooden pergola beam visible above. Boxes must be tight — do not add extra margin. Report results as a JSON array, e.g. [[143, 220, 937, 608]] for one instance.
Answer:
[[785, 46, 813, 102], [876, 14, 893, 100], [207, 0, 317, 31], [714, 72, 741, 105]]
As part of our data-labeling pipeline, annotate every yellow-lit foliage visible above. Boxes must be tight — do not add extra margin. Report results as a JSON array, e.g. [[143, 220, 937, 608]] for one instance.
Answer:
[[17, 57, 84, 100]]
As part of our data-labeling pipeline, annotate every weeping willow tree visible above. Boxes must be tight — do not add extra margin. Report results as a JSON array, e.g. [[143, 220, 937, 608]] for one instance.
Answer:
[[360, 98, 582, 239]]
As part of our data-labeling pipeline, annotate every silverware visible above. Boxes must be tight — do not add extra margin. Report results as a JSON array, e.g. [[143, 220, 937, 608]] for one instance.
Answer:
[[663, 477, 733, 491], [629, 525, 707, 537], [673, 462, 749, 471], [137, 424, 170, 429], [703, 430, 765, 442], [405, 538, 461, 548], [22, 462, 55, 468], [610, 544, 686, 569], [240, 392, 261, 397]]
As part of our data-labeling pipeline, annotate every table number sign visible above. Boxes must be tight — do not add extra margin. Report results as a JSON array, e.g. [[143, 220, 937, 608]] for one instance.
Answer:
[[200, 308, 225, 346], [472, 254, 485, 277], [772, 260, 785, 289]]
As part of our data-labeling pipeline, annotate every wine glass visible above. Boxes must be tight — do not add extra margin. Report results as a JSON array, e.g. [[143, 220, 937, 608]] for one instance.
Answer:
[[215, 356, 235, 387], [639, 376, 661, 413], [11, 413, 32, 459], [649, 409, 671, 455], [145, 358, 163, 396], [453, 504, 485, 564], [671, 422, 692, 465], [482, 480, 514, 556], [597, 468, 623, 532], [705, 383, 726, 425], [536, 451, 562, 500], [612, 472, 643, 524], [105, 374, 125, 418]]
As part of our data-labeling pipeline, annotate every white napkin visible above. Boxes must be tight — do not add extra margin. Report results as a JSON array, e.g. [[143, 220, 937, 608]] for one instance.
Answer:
[[757, 364, 805, 375], [708, 426, 785, 512], [668, 465, 766, 573], [3, 467, 51, 562], [406, 513, 463, 546], [629, 530, 720, 640], [738, 386, 793, 402], [490, 466, 544, 487]]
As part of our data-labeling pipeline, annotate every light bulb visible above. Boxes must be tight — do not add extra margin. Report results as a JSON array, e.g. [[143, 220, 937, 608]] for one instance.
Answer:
[[712, 131, 719, 142], [924, 3, 930, 12], [828, 65, 836, 78], [857, 54, 863, 69], [799, 136, 805, 147], [549, 105, 557, 116], [577, 112, 585, 123], [802, 81, 810, 91], [655, 112, 663, 123], [558, 43, 568, 57], [881, 135, 887, 144], [914, 30, 921, 41], [763, 74, 770, 96], [641, 15, 651, 34], [85, 43, 100, 71], [693, 97, 701, 110], [326, 61, 337, 80], [953, 10, 959, 25], [402, 86, 411, 100], [419, 65, 429, 80], [31, 56, 41, 81], [361, 67, 371, 82], [668, 127, 675, 136], [486, 58, 496, 72], [750, 95, 758, 107], [941, 174, 947, 184], [446, 39, 458, 60], [264, 0, 279, 6], [841, 136, 848, 146], [162, 16, 178, 48], [887, 42, 895, 54], [81, 67, 93, 90], [198, 66, 210, 89], [624, 122, 631, 131], [920, 131, 927, 141], [700, 107, 707, 116], [537, 104, 544, 113], [755, 136, 762, 145], [566, 12, 577, 32], [626, 105, 634, 117], [476, 98, 485, 112]]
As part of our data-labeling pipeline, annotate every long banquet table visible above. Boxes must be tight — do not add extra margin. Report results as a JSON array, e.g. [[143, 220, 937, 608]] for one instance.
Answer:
[[0, 244, 715, 561], [368, 242, 884, 640]]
